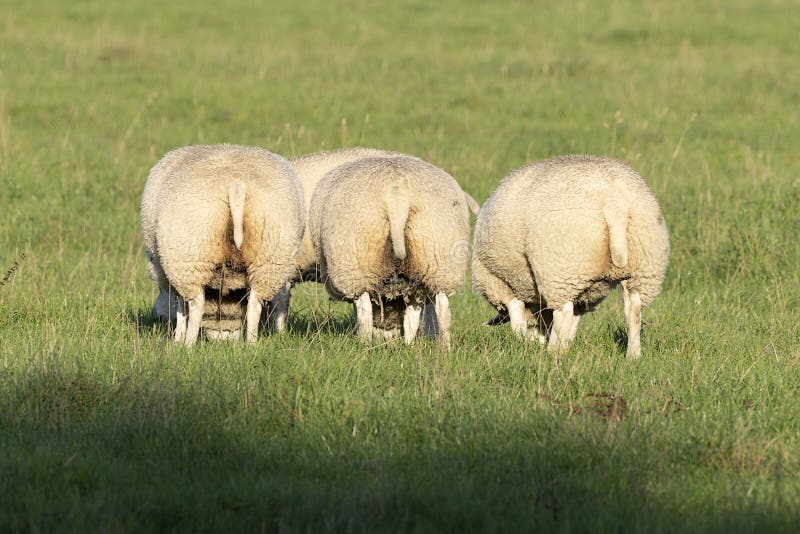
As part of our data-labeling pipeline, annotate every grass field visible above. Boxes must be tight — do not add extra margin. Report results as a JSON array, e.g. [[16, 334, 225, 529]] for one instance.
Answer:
[[1, 0, 799, 531]]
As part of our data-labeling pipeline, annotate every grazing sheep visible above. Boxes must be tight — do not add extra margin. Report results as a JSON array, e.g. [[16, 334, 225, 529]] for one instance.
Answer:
[[140, 144, 305, 345], [265, 148, 407, 331], [472, 155, 669, 358], [140, 145, 198, 324], [309, 156, 472, 348], [141, 146, 251, 337], [266, 148, 481, 332]]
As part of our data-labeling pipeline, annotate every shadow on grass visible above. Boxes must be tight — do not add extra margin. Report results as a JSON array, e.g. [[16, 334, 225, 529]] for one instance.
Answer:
[[285, 308, 355, 337], [128, 308, 168, 337], [0, 368, 795, 532], [612, 325, 629, 354], [126, 305, 355, 343]]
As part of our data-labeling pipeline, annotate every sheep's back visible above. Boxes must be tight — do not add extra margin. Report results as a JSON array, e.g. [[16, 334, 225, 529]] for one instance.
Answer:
[[141, 145, 215, 257], [291, 148, 404, 275], [153, 145, 304, 297], [311, 156, 471, 298], [314, 171, 395, 298], [403, 165, 471, 294], [477, 155, 668, 307]]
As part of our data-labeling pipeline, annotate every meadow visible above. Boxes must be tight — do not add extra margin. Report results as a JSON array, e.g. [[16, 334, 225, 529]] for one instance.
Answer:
[[1, 0, 799, 531]]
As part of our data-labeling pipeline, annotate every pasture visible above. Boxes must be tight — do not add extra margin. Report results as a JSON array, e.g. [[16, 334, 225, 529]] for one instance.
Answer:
[[1, 0, 798, 531]]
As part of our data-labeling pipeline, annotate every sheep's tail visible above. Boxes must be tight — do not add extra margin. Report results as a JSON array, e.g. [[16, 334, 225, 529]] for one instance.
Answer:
[[464, 192, 481, 216], [603, 192, 629, 268], [228, 179, 247, 249], [384, 182, 409, 260]]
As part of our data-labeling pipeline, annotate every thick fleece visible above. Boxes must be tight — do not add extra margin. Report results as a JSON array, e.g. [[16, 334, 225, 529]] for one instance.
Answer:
[[140, 144, 305, 345], [309, 156, 472, 347], [472, 155, 669, 358], [264, 147, 479, 333]]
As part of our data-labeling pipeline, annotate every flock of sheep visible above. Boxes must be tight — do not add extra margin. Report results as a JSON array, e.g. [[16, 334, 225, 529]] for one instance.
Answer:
[[140, 144, 670, 358]]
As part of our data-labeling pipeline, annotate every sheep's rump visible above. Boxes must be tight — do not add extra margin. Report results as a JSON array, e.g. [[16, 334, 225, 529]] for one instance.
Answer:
[[310, 156, 471, 303], [288, 148, 415, 280], [151, 144, 305, 301], [473, 155, 669, 310]]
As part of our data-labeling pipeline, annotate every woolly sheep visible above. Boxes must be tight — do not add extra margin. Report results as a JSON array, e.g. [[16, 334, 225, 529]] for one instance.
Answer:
[[141, 147, 257, 339], [170, 147, 482, 337], [140, 144, 305, 345], [146, 147, 451, 336], [140, 145, 195, 324], [472, 155, 669, 358], [309, 156, 472, 348], [265, 147, 481, 332]]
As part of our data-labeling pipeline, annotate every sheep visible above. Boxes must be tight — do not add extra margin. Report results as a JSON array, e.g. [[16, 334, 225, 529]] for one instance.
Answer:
[[267, 147, 480, 333], [309, 155, 472, 348], [472, 155, 669, 359], [140, 145, 197, 324], [140, 144, 305, 345], [265, 148, 408, 330]]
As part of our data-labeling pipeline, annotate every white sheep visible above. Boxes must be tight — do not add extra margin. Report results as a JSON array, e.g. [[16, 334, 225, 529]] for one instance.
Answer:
[[140, 144, 305, 345], [267, 148, 481, 332], [472, 155, 669, 358], [309, 156, 472, 348], [140, 145, 196, 324]]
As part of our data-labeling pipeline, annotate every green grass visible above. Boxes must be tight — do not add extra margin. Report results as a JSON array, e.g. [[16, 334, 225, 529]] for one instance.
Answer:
[[1, 0, 799, 531]]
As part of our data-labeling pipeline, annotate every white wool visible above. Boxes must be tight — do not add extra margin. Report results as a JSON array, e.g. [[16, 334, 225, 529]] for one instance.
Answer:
[[472, 155, 669, 358]]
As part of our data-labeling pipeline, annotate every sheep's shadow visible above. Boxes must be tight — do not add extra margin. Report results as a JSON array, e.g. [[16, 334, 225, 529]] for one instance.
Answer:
[[126, 305, 355, 340], [128, 308, 169, 337], [611, 325, 628, 354], [283, 308, 355, 336], [609, 322, 648, 356]]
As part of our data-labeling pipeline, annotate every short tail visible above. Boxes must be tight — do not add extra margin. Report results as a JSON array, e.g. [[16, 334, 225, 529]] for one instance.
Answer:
[[385, 182, 409, 260], [603, 194, 629, 268], [228, 179, 247, 249], [464, 192, 481, 216]]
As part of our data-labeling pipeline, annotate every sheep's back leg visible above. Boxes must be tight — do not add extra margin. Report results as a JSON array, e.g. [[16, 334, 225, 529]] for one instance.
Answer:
[[184, 291, 205, 346], [435, 293, 452, 350], [355, 292, 373, 340], [269, 281, 292, 333], [506, 298, 526, 338], [507, 298, 532, 341], [403, 304, 422, 344], [622, 281, 642, 359], [548, 302, 576, 357], [246, 289, 262, 344], [174, 296, 188, 343], [566, 312, 581, 344]]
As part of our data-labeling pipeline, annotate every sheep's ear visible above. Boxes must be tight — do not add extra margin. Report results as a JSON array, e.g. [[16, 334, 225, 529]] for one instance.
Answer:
[[483, 311, 509, 326], [464, 192, 481, 216]]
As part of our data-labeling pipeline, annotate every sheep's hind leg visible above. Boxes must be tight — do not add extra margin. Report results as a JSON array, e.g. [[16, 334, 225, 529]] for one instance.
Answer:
[[184, 291, 205, 346], [548, 302, 575, 357], [434, 293, 452, 350], [269, 281, 292, 333], [174, 296, 188, 343], [355, 292, 374, 341], [245, 290, 263, 344], [506, 298, 527, 339], [507, 298, 538, 342], [622, 281, 642, 359], [403, 304, 422, 345]]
